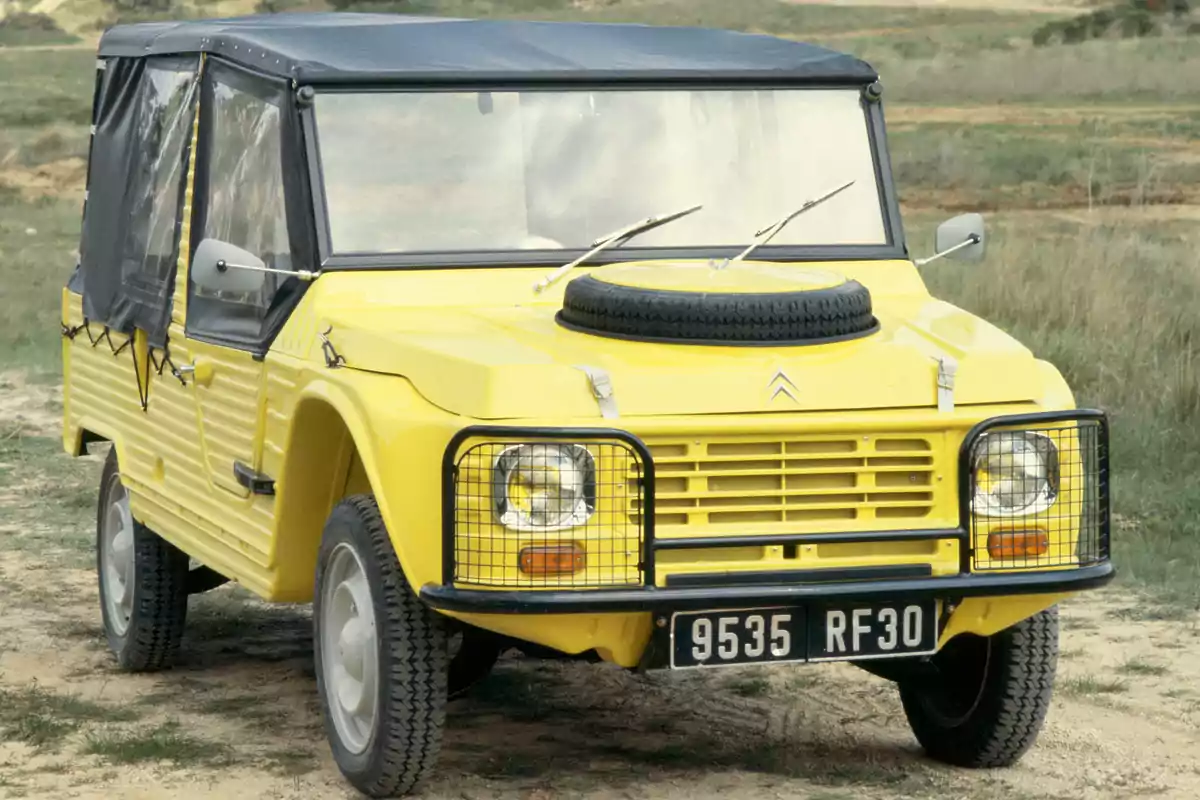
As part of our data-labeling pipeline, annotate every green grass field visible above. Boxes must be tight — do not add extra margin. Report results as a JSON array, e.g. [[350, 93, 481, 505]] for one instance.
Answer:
[[1, 1, 1198, 601]]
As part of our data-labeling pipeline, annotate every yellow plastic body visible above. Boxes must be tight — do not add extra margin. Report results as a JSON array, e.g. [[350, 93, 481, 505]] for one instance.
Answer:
[[62, 101, 1089, 670]]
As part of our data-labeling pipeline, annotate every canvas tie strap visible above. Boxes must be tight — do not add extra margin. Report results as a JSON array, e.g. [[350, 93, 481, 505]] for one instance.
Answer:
[[576, 365, 619, 419], [936, 356, 958, 414]]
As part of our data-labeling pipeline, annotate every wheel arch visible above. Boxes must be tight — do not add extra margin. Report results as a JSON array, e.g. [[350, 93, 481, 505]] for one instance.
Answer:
[[270, 386, 367, 601], [66, 425, 112, 458], [66, 416, 128, 465], [271, 375, 452, 603]]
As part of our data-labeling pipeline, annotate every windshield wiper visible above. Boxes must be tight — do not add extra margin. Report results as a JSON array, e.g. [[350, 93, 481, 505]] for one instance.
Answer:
[[721, 180, 856, 268], [532, 204, 703, 293]]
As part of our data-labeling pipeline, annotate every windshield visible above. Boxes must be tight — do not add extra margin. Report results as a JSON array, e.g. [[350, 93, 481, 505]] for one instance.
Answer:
[[315, 88, 887, 256]]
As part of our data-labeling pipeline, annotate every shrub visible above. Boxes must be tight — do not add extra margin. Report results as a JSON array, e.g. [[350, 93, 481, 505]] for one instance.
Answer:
[[0, 11, 64, 32], [1030, 0, 1196, 45]]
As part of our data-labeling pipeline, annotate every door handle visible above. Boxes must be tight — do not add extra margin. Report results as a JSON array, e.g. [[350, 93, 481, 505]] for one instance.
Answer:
[[175, 359, 215, 387]]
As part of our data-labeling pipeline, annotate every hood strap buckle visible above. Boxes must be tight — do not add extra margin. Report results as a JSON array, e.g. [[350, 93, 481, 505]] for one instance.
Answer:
[[936, 356, 958, 414], [576, 365, 619, 420]]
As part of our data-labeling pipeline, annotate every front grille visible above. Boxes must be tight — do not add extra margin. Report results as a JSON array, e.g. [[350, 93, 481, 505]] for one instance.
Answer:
[[633, 434, 940, 530]]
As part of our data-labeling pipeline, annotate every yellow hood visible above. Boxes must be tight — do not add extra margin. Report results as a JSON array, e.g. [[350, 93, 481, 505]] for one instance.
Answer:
[[285, 261, 1047, 420]]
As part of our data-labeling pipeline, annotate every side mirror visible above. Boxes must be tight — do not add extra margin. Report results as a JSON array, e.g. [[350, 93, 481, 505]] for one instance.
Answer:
[[917, 213, 986, 266], [191, 238, 266, 294]]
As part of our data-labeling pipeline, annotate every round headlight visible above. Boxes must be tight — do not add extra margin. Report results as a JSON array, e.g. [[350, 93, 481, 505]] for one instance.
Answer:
[[972, 431, 1059, 517], [493, 444, 596, 530]]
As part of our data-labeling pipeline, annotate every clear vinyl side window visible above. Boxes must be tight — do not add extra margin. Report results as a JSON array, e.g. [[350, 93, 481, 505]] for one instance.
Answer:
[[195, 83, 290, 308], [185, 64, 304, 351]]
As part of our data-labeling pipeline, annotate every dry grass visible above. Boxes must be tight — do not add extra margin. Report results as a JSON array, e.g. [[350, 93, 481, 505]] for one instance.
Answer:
[[920, 213, 1200, 600], [881, 34, 1200, 103]]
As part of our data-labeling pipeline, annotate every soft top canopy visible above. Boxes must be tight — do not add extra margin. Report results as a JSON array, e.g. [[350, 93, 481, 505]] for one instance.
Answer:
[[97, 12, 877, 85]]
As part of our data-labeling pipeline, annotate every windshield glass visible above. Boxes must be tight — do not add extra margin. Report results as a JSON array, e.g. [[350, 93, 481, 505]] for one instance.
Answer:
[[315, 88, 887, 255]]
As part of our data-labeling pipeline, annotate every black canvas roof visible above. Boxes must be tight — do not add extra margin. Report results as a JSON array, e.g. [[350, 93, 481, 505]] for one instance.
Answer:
[[97, 12, 877, 85]]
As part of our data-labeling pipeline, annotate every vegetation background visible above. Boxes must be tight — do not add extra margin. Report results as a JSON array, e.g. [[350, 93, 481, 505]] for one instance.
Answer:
[[1, 0, 1200, 797]]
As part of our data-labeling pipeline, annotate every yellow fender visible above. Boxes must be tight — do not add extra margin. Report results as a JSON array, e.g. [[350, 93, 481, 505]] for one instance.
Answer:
[[939, 593, 1066, 647]]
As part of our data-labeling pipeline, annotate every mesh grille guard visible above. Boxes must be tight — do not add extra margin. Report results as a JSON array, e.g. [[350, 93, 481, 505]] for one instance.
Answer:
[[438, 411, 1111, 603]]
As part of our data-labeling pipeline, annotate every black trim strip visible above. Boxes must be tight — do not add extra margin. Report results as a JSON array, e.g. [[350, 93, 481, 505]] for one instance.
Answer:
[[318, 243, 908, 272], [301, 101, 332, 265], [654, 529, 958, 551], [867, 97, 906, 256], [420, 562, 1114, 614], [304, 74, 879, 89], [665, 564, 931, 588]]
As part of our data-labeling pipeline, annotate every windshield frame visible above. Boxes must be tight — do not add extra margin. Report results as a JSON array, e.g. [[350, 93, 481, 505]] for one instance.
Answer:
[[303, 81, 907, 271]]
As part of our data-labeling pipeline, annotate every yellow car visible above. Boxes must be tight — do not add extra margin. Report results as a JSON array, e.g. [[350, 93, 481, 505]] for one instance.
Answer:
[[62, 12, 1113, 798]]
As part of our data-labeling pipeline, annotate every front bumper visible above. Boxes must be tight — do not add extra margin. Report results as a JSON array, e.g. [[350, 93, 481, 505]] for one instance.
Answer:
[[419, 561, 1114, 613]]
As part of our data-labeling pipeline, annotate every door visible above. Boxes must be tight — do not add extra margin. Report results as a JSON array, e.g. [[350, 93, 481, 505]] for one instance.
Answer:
[[183, 64, 295, 498], [182, 342, 265, 497]]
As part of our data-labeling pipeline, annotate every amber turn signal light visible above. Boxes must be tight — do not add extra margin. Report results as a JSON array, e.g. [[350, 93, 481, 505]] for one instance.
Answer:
[[519, 544, 586, 575], [987, 530, 1049, 560]]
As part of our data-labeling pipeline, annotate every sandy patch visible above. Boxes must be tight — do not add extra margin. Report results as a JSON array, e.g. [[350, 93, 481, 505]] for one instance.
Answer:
[[0, 370, 61, 438], [0, 157, 87, 201]]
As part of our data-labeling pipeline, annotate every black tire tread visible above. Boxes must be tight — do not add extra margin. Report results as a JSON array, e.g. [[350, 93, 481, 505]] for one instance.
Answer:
[[315, 495, 448, 798], [559, 273, 878, 344], [900, 607, 1058, 768], [98, 449, 189, 673]]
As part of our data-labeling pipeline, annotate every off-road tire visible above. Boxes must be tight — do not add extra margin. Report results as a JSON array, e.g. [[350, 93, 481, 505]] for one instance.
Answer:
[[558, 274, 878, 345], [899, 607, 1058, 768], [314, 495, 448, 798], [97, 449, 189, 672]]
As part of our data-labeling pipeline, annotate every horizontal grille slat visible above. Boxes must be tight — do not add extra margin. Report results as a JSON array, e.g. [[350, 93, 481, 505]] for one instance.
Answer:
[[652, 461, 932, 478], [633, 486, 935, 503], [634, 498, 934, 514], [651, 451, 931, 466], [636, 434, 941, 530]]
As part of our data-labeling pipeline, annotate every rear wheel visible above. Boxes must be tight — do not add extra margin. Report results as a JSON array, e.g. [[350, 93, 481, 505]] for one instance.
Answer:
[[314, 496, 448, 797], [97, 449, 189, 672], [898, 608, 1058, 767]]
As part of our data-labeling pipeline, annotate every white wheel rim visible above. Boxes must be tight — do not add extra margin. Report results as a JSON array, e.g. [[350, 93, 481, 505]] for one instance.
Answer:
[[321, 543, 379, 755], [100, 478, 135, 636]]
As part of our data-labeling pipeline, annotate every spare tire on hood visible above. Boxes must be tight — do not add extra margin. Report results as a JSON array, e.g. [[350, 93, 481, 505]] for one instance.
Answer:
[[557, 261, 879, 345]]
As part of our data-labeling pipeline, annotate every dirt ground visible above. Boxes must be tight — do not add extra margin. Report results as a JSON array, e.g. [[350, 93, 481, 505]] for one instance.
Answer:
[[2, 536, 1199, 800], [1, 374, 1200, 800]]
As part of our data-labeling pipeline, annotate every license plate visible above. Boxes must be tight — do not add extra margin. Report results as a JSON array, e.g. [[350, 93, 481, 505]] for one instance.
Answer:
[[669, 600, 937, 669]]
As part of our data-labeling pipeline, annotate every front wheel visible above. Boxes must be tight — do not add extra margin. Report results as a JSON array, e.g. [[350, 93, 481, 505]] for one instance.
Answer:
[[898, 607, 1058, 768], [314, 496, 448, 798]]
